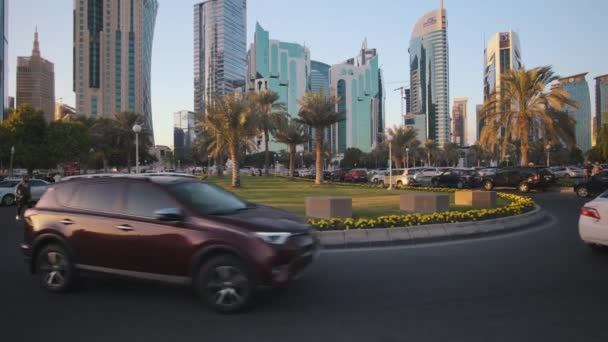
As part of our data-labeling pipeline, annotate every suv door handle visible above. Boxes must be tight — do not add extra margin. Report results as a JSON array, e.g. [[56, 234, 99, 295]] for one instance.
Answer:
[[115, 224, 135, 232], [60, 219, 74, 225]]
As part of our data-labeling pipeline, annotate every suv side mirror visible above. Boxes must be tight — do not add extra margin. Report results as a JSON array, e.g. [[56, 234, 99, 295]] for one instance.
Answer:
[[154, 208, 185, 222]]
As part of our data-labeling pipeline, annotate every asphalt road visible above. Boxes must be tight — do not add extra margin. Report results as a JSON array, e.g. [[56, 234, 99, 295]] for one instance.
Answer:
[[1, 192, 607, 342]]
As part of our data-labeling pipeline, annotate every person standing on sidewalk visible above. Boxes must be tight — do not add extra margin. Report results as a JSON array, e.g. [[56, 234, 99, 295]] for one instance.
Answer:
[[584, 161, 593, 179], [15, 175, 32, 221], [592, 162, 603, 176]]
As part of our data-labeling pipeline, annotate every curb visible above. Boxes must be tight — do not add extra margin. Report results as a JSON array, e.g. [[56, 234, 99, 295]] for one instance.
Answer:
[[317, 205, 546, 249]]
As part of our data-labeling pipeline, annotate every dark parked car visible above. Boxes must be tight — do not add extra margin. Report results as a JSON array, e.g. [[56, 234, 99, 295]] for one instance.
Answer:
[[575, 171, 608, 198], [330, 169, 349, 182], [480, 167, 551, 193], [21, 175, 318, 313], [343, 169, 368, 183], [431, 169, 480, 189], [323, 171, 332, 180]]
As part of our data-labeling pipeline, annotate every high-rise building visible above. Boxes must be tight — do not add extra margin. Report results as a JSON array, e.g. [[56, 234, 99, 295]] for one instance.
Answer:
[[409, 2, 450, 146], [307, 60, 331, 152], [475, 104, 483, 143], [596, 74, 608, 141], [194, 0, 247, 115], [54, 102, 76, 121], [173, 110, 196, 161], [0, 0, 7, 121], [329, 39, 383, 154], [555, 73, 592, 152], [16, 29, 55, 122], [73, 0, 159, 133], [404, 113, 427, 143], [404, 88, 411, 114], [482, 31, 522, 139], [451, 97, 468, 146]]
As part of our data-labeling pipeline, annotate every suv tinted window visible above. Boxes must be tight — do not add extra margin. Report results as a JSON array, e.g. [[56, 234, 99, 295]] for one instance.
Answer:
[[73, 181, 123, 212], [55, 182, 78, 206], [124, 182, 176, 218]]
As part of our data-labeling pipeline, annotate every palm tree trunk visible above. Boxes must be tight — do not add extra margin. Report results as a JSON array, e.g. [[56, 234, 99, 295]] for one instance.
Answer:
[[521, 142, 529, 166], [315, 129, 324, 185], [289, 144, 295, 180], [229, 146, 240, 188], [427, 152, 431, 167], [264, 128, 270, 176]]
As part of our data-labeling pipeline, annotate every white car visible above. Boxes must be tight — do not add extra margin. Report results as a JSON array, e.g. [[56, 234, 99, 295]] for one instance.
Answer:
[[579, 191, 608, 249], [0, 179, 49, 206], [371, 170, 389, 184], [419, 167, 441, 178], [389, 169, 422, 186]]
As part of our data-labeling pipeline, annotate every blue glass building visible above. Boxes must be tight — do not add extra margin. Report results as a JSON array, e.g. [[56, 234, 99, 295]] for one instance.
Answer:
[[560, 73, 592, 152]]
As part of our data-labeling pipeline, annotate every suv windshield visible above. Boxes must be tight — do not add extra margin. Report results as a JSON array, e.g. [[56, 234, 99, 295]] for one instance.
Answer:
[[169, 181, 248, 216]]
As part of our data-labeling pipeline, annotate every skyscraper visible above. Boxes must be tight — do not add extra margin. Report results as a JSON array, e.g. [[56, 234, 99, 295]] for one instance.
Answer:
[[307, 60, 331, 152], [173, 110, 196, 161], [475, 104, 483, 143], [330, 39, 383, 154], [556, 73, 592, 152], [404, 88, 411, 114], [451, 97, 468, 146], [596, 74, 608, 141], [194, 0, 247, 114], [0, 0, 7, 121], [409, 2, 450, 146], [17, 29, 55, 122], [73, 0, 159, 132]]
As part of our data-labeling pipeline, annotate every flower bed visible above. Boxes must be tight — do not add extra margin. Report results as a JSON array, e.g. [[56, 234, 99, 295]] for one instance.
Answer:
[[308, 192, 534, 231]]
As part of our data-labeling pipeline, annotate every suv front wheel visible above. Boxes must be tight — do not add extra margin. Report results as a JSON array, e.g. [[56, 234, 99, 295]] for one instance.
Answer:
[[195, 255, 254, 313], [35, 244, 76, 293], [518, 182, 530, 193], [483, 180, 494, 191]]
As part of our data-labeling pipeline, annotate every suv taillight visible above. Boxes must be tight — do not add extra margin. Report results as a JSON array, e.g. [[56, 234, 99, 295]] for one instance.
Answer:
[[534, 174, 540, 181], [581, 207, 601, 220]]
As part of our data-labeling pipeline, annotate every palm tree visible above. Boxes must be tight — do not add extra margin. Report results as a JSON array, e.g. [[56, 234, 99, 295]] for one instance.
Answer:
[[480, 66, 578, 166], [296, 90, 343, 185], [274, 120, 308, 179], [250, 90, 288, 176], [204, 93, 257, 188], [387, 126, 418, 168], [443, 143, 460, 167], [113, 111, 145, 171], [468, 144, 486, 167], [90, 118, 120, 172], [424, 140, 439, 166]]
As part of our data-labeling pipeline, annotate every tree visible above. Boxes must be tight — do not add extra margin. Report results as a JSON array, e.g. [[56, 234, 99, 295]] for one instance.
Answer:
[[468, 144, 486, 167], [1, 105, 49, 173], [249, 90, 288, 176], [274, 120, 308, 179], [387, 126, 418, 168], [296, 90, 343, 185], [341, 148, 364, 169], [480, 66, 579, 166], [90, 118, 120, 172], [47, 121, 90, 165], [113, 112, 146, 171], [205, 93, 257, 188], [442, 143, 460, 167], [424, 140, 439, 166]]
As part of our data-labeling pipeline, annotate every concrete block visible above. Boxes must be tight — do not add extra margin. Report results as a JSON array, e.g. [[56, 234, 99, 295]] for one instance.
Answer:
[[319, 231, 345, 247], [306, 196, 352, 219], [345, 230, 368, 245], [455, 191, 497, 208], [399, 193, 450, 214], [367, 229, 390, 243], [389, 227, 412, 242]]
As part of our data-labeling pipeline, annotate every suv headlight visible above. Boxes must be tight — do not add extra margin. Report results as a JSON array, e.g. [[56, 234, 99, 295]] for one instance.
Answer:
[[255, 232, 292, 245]]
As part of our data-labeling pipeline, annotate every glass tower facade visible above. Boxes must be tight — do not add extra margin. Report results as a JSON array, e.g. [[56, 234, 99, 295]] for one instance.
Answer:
[[194, 0, 247, 115], [409, 7, 450, 146], [74, 0, 158, 136], [0, 0, 7, 121], [596, 74, 608, 143], [306, 60, 331, 151], [173, 110, 196, 161], [451, 97, 467, 146], [560, 73, 592, 152]]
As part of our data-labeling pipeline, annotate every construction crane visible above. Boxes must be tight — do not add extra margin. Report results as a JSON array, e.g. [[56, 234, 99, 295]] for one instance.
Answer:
[[394, 86, 407, 118]]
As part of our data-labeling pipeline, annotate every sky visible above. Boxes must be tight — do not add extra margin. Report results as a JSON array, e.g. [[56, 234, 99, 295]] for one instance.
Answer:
[[8, 0, 608, 147]]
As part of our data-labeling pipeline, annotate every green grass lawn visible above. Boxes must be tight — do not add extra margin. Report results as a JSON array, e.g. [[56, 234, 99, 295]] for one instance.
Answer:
[[208, 176, 509, 218]]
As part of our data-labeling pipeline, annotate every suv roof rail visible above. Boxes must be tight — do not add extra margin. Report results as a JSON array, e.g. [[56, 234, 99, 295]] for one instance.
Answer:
[[60, 172, 198, 182]]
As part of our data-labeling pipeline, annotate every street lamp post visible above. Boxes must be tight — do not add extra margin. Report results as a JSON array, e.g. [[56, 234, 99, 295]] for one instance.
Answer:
[[207, 154, 211, 174], [406, 148, 410, 169], [9, 146, 15, 177], [388, 138, 393, 190], [506, 155, 511, 168], [132, 124, 142, 174], [546, 144, 551, 167]]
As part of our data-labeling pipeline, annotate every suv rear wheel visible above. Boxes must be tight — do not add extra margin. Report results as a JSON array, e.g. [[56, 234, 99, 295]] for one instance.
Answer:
[[195, 255, 254, 313], [576, 186, 589, 198], [396, 180, 403, 187], [35, 244, 76, 293], [483, 180, 494, 191]]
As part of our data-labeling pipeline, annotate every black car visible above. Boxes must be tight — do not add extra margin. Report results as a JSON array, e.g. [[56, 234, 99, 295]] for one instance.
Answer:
[[431, 169, 480, 189], [480, 167, 551, 193], [575, 171, 608, 198]]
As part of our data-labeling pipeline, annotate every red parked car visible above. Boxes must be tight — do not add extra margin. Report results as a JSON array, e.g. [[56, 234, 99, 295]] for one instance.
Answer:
[[20, 174, 318, 313], [343, 169, 368, 183]]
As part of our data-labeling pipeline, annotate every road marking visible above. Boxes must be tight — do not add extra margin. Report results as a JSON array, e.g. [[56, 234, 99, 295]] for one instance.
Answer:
[[321, 214, 558, 255]]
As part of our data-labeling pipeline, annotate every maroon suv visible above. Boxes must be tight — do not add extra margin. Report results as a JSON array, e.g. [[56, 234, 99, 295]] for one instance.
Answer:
[[21, 174, 318, 313]]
